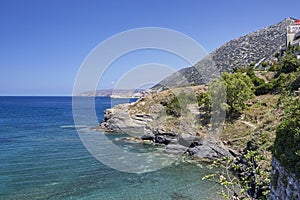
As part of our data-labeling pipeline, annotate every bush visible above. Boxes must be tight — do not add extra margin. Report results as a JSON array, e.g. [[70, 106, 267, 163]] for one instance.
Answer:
[[254, 82, 274, 95], [262, 61, 269, 69], [245, 67, 269, 95], [203, 150, 271, 199], [289, 73, 300, 91], [280, 53, 300, 73], [222, 72, 254, 113], [197, 92, 211, 111], [165, 92, 197, 117], [273, 95, 300, 179], [256, 71, 300, 95], [273, 73, 299, 93], [233, 66, 248, 73], [268, 62, 280, 72], [247, 68, 265, 87], [165, 95, 181, 117]]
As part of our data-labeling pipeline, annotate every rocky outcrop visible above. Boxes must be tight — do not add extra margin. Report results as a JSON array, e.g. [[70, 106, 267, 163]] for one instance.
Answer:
[[99, 86, 233, 160], [269, 157, 300, 200], [153, 18, 296, 90], [100, 103, 153, 135], [188, 137, 231, 159]]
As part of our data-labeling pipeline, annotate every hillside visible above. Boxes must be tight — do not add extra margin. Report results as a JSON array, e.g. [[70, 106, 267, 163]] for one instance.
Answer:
[[153, 18, 295, 90], [99, 51, 300, 199], [98, 18, 300, 199], [99, 85, 232, 158]]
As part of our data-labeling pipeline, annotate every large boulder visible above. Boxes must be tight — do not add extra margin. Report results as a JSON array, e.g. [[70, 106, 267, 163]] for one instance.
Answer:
[[188, 137, 232, 159]]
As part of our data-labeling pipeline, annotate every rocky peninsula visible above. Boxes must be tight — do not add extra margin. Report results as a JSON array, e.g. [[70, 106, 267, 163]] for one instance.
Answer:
[[98, 85, 235, 160]]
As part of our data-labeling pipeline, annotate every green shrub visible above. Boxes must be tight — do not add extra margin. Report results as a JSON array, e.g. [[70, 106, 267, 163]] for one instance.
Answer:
[[273, 73, 299, 92], [222, 72, 254, 113], [285, 71, 300, 92], [247, 67, 265, 87], [165, 92, 197, 117], [273, 95, 300, 179], [255, 82, 274, 95], [268, 63, 280, 72], [166, 95, 181, 117], [280, 53, 300, 73], [233, 66, 248, 73], [256, 71, 300, 94], [197, 92, 211, 110], [203, 150, 271, 199], [294, 44, 300, 52], [262, 61, 269, 68]]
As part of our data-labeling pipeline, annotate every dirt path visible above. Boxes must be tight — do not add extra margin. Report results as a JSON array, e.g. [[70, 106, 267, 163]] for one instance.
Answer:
[[238, 120, 257, 129]]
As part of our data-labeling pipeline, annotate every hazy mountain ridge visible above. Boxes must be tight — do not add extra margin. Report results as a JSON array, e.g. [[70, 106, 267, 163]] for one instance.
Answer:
[[154, 18, 295, 89], [78, 89, 144, 97]]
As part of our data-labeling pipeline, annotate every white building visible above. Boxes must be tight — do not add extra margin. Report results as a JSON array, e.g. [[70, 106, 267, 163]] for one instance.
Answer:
[[287, 19, 300, 59], [287, 19, 300, 46]]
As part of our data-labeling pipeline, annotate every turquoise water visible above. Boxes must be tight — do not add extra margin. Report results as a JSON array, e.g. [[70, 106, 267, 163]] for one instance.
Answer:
[[0, 97, 219, 199]]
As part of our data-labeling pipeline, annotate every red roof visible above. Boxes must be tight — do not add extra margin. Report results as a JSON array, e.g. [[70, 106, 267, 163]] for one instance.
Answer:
[[295, 19, 300, 25]]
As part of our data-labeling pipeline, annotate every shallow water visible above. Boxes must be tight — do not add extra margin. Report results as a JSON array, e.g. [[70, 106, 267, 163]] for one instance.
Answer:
[[0, 96, 219, 199]]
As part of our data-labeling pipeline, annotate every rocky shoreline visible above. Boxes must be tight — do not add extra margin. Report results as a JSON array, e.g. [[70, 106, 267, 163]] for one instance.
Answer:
[[96, 87, 233, 160]]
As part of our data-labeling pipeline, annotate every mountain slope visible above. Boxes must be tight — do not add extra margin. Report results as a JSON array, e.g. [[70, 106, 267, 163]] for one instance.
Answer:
[[153, 18, 295, 89]]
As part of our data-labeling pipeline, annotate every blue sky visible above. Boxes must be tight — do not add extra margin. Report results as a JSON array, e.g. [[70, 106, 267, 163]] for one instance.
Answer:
[[0, 0, 299, 95]]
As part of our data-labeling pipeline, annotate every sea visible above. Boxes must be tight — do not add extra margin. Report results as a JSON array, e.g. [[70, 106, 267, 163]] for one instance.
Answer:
[[0, 96, 219, 200]]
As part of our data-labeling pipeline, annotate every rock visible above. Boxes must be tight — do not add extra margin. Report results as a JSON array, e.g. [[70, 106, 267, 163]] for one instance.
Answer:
[[154, 135, 170, 145], [165, 144, 188, 155], [99, 85, 232, 161], [269, 157, 300, 200], [141, 132, 155, 141], [122, 137, 152, 144], [178, 134, 203, 147], [188, 137, 232, 159], [152, 128, 166, 135], [100, 101, 231, 160], [100, 103, 152, 135]]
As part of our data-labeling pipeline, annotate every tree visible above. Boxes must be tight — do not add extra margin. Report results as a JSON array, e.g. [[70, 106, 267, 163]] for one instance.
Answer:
[[280, 53, 300, 73], [217, 72, 254, 114]]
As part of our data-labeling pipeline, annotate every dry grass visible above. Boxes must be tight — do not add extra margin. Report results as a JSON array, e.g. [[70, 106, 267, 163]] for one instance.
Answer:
[[127, 85, 208, 135], [221, 94, 281, 153], [128, 86, 281, 156]]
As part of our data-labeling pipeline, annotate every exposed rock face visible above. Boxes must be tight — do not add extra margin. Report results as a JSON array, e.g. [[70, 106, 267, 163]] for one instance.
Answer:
[[269, 157, 300, 200], [153, 18, 295, 89], [188, 137, 231, 159], [101, 103, 153, 135]]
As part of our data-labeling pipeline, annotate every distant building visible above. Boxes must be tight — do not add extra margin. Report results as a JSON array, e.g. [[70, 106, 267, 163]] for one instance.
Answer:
[[279, 19, 300, 59], [287, 19, 300, 47]]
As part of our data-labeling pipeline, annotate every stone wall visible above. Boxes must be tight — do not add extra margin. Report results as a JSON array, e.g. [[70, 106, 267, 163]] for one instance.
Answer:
[[269, 157, 300, 200]]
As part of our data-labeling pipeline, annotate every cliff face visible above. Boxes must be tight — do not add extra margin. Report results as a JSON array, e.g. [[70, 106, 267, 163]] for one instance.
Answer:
[[269, 157, 300, 200], [153, 18, 295, 90]]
